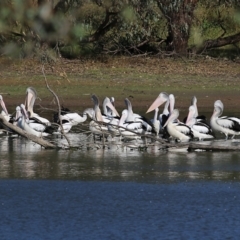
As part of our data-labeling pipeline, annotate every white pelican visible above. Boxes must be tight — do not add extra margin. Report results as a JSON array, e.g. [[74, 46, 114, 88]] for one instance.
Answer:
[[52, 118, 73, 135], [183, 96, 207, 123], [210, 100, 240, 139], [53, 106, 88, 127], [151, 108, 160, 136], [25, 87, 51, 126], [118, 109, 142, 140], [102, 97, 120, 124], [17, 104, 49, 137], [186, 105, 214, 140], [124, 98, 154, 134], [146, 92, 175, 129], [163, 109, 193, 142], [89, 94, 119, 138]]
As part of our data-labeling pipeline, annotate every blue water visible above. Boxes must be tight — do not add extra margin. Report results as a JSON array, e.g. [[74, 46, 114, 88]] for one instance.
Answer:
[[1, 179, 240, 240], [1, 134, 240, 239]]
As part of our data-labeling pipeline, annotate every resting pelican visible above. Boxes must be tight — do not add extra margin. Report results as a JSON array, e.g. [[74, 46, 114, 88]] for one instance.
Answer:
[[89, 94, 119, 138], [102, 97, 120, 124], [54, 106, 88, 127], [210, 100, 240, 139], [25, 87, 51, 126], [17, 104, 49, 137], [118, 109, 142, 140], [124, 98, 154, 134], [186, 105, 214, 140], [52, 117, 73, 134], [163, 109, 193, 142], [183, 96, 207, 123]]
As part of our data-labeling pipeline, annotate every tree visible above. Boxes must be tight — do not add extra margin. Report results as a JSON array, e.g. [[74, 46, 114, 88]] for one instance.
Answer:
[[156, 0, 198, 55], [0, 0, 240, 58]]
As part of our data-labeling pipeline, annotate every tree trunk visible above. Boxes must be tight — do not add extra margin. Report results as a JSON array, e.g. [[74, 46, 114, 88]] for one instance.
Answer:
[[157, 0, 198, 55]]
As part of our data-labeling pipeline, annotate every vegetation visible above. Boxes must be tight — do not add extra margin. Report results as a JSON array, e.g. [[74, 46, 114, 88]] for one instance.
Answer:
[[0, 0, 240, 59]]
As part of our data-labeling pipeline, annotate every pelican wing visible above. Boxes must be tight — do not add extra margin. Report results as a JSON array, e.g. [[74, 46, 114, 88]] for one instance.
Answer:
[[216, 117, 240, 131], [175, 123, 193, 136], [192, 122, 211, 134]]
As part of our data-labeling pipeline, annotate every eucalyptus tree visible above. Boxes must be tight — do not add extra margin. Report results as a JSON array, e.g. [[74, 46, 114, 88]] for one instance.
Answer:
[[1, 0, 240, 58]]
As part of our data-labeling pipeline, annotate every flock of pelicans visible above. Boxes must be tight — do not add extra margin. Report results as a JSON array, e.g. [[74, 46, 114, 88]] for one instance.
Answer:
[[0, 87, 240, 143]]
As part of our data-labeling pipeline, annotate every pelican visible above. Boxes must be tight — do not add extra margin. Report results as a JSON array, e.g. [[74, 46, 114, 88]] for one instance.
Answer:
[[89, 94, 119, 138], [52, 117, 73, 135], [186, 105, 214, 140], [146, 92, 169, 113], [0, 95, 17, 133], [25, 87, 51, 126], [210, 100, 240, 139], [183, 96, 207, 123], [106, 97, 117, 117], [124, 98, 154, 134], [151, 108, 160, 136], [163, 109, 193, 142], [17, 104, 49, 137], [146, 92, 175, 129], [54, 106, 88, 127], [118, 109, 142, 140], [0, 95, 10, 122], [102, 96, 120, 124]]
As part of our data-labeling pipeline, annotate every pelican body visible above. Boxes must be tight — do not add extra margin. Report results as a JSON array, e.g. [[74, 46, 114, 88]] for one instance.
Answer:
[[210, 100, 240, 139], [163, 109, 193, 142]]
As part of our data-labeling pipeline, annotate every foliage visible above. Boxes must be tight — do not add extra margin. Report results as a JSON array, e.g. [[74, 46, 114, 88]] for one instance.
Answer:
[[0, 0, 240, 58]]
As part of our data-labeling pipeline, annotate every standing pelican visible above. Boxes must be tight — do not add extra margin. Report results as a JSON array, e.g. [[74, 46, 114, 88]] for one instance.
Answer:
[[210, 100, 240, 139], [163, 109, 193, 142]]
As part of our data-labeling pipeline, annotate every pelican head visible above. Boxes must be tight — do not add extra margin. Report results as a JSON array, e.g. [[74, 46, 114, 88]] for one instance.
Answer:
[[103, 97, 119, 117], [185, 105, 196, 125], [146, 92, 169, 113], [91, 94, 103, 122], [163, 109, 179, 128], [214, 100, 224, 111]]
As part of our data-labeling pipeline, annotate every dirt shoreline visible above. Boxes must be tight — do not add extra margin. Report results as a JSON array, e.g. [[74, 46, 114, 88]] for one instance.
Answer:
[[1, 57, 240, 114]]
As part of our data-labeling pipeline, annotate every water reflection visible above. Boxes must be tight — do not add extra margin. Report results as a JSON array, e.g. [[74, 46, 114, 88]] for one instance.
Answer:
[[1, 133, 240, 182]]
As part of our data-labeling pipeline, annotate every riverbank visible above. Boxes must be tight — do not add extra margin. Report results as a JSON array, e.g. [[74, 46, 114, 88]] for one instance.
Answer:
[[0, 56, 240, 114]]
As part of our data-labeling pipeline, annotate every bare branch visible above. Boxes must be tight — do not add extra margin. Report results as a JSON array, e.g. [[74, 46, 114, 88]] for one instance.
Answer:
[[42, 65, 71, 147]]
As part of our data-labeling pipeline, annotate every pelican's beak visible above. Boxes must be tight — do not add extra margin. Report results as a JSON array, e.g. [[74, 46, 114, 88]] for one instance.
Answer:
[[146, 95, 167, 113], [185, 108, 194, 125], [106, 101, 120, 117], [96, 109, 103, 122], [163, 109, 179, 128], [25, 91, 34, 111], [0, 98, 8, 116]]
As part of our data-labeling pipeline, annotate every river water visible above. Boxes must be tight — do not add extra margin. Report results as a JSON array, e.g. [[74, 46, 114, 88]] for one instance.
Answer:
[[1, 131, 240, 240]]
